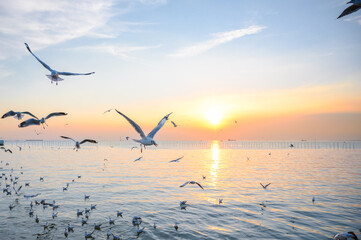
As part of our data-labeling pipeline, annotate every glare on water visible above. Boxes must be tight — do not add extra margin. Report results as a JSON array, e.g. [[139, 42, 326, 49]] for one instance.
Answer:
[[0, 141, 360, 239]]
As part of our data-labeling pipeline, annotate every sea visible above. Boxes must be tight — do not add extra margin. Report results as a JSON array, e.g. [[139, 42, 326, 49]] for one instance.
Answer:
[[0, 140, 360, 239]]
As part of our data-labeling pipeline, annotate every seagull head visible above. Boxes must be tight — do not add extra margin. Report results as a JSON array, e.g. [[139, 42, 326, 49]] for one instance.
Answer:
[[151, 140, 158, 147]]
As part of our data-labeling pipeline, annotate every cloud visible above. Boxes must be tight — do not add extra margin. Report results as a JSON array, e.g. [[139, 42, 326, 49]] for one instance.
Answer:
[[0, 0, 164, 59], [169, 25, 265, 57], [71, 44, 162, 58]]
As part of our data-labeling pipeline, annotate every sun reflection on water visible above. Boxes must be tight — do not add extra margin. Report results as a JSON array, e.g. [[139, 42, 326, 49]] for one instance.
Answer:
[[210, 140, 220, 187]]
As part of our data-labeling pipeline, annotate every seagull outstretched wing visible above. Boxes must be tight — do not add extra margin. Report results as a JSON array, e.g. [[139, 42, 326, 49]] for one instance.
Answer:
[[179, 181, 190, 188], [338, 4, 361, 19], [147, 112, 172, 139], [57, 71, 95, 76], [195, 182, 204, 190], [21, 111, 39, 119], [115, 109, 146, 139], [45, 112, 67, 120], [61, 136, 76, 142], [79, 139, 97, 145], [2, 110, 16, 118], [24, 43, 53, 72], [18, 118, 41, 128]]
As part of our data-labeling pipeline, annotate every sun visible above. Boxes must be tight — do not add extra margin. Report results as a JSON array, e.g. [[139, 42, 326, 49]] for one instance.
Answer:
[[205, 108, 223, 126]]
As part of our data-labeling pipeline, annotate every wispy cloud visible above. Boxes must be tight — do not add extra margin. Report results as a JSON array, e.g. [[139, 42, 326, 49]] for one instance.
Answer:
[[169, 25, 265, 57], [0, 0, 164, 59], [71, 44, 162, 58]]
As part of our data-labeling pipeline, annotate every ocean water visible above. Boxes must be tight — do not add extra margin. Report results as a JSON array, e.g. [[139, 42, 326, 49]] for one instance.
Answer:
[[0, 141, 360, 239]]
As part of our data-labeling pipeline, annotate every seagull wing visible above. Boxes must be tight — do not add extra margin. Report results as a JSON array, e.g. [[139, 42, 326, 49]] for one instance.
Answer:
[[21, 111, 39, 119], [147, 112, 172, 139], [79, 139, 97, 145], [338, 5, 361, 19], [17, 185, 22, 192], [260, 183, 265, 188], [265, 183, 271, 188], [18, 118, 41, 128], [45, 112, 67, 120], [179, 181, 190, 188], [57, 71, 95, 76], [60, 136, 77, 142], [115, 109, 146, 139], [24, 43, 53, 72], [2, 110, 16, 118], [195, 182, 204, 190]]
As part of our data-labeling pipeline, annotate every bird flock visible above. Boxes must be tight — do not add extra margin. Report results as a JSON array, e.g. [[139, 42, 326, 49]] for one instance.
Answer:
[[1, 8, 360, 237]]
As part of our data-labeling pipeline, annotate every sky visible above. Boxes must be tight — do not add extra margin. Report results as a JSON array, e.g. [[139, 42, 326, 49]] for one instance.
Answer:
[[0, 0, 360, 141]]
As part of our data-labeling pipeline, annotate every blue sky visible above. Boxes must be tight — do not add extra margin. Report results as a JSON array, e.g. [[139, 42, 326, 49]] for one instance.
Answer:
[[0, 0, 360, 140]]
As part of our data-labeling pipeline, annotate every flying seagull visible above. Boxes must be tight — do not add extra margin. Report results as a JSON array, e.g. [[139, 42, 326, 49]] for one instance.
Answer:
[[134, 156, 143, 162], [333, 231, 359, 240], [60, 136, 97, 151], [18, 112, 67, 128], [179, 181, 204, 190], [115, 109, 172, 152], [24, 43, 95, 85], [0, 147, 13, 154], [169, 156, 184, 163], [260, 183, 271, 189], [171, 121, 178, 127], [2, 110, 38, 120], [103, 109, 113, 114], [338, 0, 361, 19]]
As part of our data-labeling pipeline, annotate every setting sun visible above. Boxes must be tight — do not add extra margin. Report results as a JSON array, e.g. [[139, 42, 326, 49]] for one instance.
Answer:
[[205, 108, 223, 125]]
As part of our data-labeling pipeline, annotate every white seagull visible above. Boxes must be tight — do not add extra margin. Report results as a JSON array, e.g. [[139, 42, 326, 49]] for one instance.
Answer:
[[18, 112, 67, 128], [179, 181, 204, 190], [2, 110, 38, 120], [24, 43, 95, 85], [338, 0, 361, 19], [115, 109, 172, 152], [169, 156, 184, 163], [60, 136, 97, 151]]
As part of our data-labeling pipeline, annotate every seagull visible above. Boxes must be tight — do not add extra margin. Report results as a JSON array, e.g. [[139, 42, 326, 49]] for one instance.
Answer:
[[60, 136, 97, 151], [169, 156, 183, 163], [24, 193, 41, 199], [333, 232, 359, 240], [179, 181, 204, 190], [174, 223, 179, 231], [103, 109, 113, 114], [85, 230, 95, 239], [137, 227, 145, 236], [180, 201, 187, 206], [90, 204, 96, 210], [112, 234, 121, 240], [35, 130, 42, 135], [134, 156, 143, 162], [13, 185, 22, 195], [81, 218, 87, 225], [109, 217, 115, 225], [171, 121, 178, 127], [126, 136, 130, 140], [116, 211, 123, 218], [115, 110, 172, 152], [219, 199, 223, 204], [0, 147, 12, 154], [35, 215, 39, 223], [18, 112, 67, 129], [260, 183, 271, 189], [132, 216, 142, 226], [107, 229, 112, 238], [94, 223, 102, 230], [67, 224, 74, 232], [131, 146, 138, 150], [17, 146, 22, 151], [312, 197, 315, 204], [338, 0, 361, 19], [24, 43, 95, 85], [153, 223, 157, 229], [9, 203, 15, 210], [52, 212, 58, 219], [64, 228, 68, 238], [77, 209, 84, 216], [1, 110, 38, 120]]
